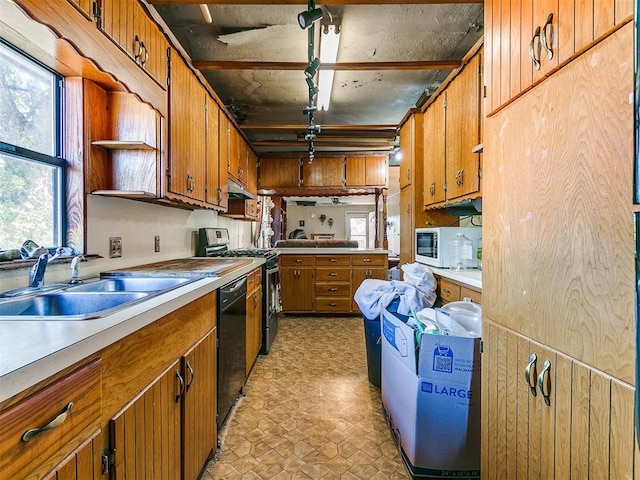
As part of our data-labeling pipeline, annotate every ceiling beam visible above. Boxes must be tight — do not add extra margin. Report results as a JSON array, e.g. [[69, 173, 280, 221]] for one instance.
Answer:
[[252, 141, 394, 149], [150, 0, 480, 4], [193, 60, 460, 71], [240, 124, 397, 131]]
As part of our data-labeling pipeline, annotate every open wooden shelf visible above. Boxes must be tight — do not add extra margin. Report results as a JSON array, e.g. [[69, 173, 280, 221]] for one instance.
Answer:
[[91, 140, 155, 150]]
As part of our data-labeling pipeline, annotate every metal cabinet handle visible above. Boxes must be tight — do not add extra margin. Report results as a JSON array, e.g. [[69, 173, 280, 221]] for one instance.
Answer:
[[329, 287, 338, 291], [524, 353, 538, 397], [330, 258, 338, 262], [22, 402, 73, 442], [330, 302, 337, 306], [430, 182, 436, 196], [329, 272, 338, 276], [537, 359, 552, 406], [540, 13, 554, 60], [140, 42, 148, 67], [186, 361, 195, 391], [443, 288, 452, 295], [529, 26, 542, 70], [363, 258, 372, 262], [175, 370, 185, 402], [134, 34, 142, 61], [295, 259, 302, 263]]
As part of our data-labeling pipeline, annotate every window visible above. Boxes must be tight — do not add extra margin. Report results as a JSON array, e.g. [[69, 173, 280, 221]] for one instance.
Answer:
[[0, 41, 64, 250], [346, 212, 369, 249]]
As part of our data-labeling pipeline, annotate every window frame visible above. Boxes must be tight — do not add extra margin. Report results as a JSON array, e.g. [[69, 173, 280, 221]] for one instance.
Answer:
[[0, 39, 66, 251]]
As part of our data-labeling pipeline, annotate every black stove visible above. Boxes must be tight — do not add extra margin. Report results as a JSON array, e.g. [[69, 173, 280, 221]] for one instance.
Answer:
[[197, 228, 280, 355]]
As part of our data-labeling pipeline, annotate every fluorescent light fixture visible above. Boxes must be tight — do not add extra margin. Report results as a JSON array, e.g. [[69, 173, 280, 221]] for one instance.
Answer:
[[199, 4, 212, 24], [298, 8, 323, 29], [318, 24, 340, 111]]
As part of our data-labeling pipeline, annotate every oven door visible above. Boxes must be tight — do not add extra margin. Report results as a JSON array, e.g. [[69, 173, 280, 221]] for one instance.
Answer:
[[261, 264, 280, 354]]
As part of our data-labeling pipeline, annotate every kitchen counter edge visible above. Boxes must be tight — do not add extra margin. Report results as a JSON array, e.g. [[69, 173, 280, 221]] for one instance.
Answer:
[[429, 266, 482, 289], [0, 258, 265, 404], [277, 248, 389, 255]]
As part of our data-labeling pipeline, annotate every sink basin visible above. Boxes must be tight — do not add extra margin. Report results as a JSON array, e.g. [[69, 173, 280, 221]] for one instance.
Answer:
[[68, 276, 194, 293], [0, 292, 149, 319]]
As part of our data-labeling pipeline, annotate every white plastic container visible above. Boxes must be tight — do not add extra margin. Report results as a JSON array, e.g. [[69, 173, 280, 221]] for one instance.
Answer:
[[437, 297, 482, 336], [449, 233, 474, 270]]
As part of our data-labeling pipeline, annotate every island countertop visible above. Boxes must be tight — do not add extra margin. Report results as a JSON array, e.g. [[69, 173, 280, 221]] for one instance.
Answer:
[[0, 257, 264, 403]]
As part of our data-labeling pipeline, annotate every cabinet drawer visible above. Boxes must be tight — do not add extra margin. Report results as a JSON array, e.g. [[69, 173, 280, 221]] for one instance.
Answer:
[[315, 255, 351, 266], [315, 297, 352, 312], [246, 268, 262, 293], [460, 286, 482, 305], [351, 254, 387, 267], [315, 267, 351, 282], [315, 283, 351, 297], [0, 359, 101, 480], [438, 279, 461, 303], [280, 255, 314, 267]]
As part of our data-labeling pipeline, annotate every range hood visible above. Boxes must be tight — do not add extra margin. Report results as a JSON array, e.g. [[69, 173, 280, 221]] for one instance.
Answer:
[[227, 179, 255, 200], [444, 198, 482, 216]]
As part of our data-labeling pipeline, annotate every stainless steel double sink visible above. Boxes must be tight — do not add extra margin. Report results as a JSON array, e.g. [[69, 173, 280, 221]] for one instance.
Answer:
[[0, 276, 197, 320]]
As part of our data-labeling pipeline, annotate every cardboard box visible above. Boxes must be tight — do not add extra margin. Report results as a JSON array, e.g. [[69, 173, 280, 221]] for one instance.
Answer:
[[381, 307, 481, 478]]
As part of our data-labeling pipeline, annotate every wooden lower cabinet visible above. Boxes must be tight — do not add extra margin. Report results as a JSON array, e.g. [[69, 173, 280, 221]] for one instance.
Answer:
[[109, 360, 182, 480], [42, 431, 102, 480], [280, 253, 388, 314], [435, 276, 482, 305], [482, 320, 636, 479], [246, 268, 263, 375], [280, 255, 315, 312]]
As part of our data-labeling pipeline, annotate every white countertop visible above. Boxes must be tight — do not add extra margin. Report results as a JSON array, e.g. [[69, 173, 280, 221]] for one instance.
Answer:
[[429, 266, 482, 289], [277, 248, 389, 255], [0, 258, 264, 403]]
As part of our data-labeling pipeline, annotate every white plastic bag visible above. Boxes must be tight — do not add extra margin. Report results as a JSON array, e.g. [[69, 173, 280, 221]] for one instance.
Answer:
[[400, 263, 437, 306]]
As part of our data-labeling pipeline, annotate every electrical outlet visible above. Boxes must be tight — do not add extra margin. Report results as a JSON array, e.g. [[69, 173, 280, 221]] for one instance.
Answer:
[[109, 237, 122, 258], [154, 235, 160, 253]]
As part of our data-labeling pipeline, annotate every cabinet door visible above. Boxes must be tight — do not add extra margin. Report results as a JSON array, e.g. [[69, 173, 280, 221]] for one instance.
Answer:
[[218, 113, 229, 209], [110, 360, 181, 480], [444, 53, 481, 202], [246, 286, 262, 374], [182, 329, 217, 480], [246, 148, 258, 194], [258, 158, 300, 189], [399, 186, 413, 266], [228, 126, 241, 184], [303, 157, 344, 187], [43, 432, 100, 480], [365, 156, 387, 186], [423, 93, 446, 207], [344, 156, 366, 186], [351, 266, 387, 312], [66, 0, 93, 19], [205, 96, 221, 207], [168, 51, 206, 202], [280, 267, 314, 312], [398, 119, 413, 188]]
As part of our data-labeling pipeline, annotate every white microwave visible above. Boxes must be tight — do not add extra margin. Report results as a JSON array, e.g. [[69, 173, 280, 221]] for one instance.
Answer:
[[415, 227, 482, 268]]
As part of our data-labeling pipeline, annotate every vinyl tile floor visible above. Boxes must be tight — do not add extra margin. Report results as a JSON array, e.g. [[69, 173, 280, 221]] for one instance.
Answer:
[[202, 315, 408, 480]]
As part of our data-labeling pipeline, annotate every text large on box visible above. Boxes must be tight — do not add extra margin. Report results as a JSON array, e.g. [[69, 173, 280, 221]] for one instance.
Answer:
[[381, 308, 481, 475]]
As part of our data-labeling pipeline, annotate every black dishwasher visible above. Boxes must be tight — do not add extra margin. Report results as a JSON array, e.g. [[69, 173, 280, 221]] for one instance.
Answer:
[[217, 275, 247, 430]]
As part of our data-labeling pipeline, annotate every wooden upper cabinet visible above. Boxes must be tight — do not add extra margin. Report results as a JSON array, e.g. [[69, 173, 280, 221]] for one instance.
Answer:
[[205, 96, 222, 207], [345, 156, 388, 187], [227, 126, 249, 186], [246, 148, 258, 195], [258, 158, 301, 189], [303, 157, 344, 187], [485, 0, 631, 114], [423, 93, 446, 207], [168, 50, 206, 203], [99, 0, 168, 87], [444, 52, 481, 202], [398, 118, 415, 189]]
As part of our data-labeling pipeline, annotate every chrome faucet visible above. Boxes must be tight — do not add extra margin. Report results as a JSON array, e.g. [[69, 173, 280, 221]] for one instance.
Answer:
[[28, 247, 65, 288], [69, 255, 85, 284]]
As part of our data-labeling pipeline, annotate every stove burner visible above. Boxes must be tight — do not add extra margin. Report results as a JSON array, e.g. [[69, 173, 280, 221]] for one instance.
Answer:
[[208, 248, 279, 260]]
